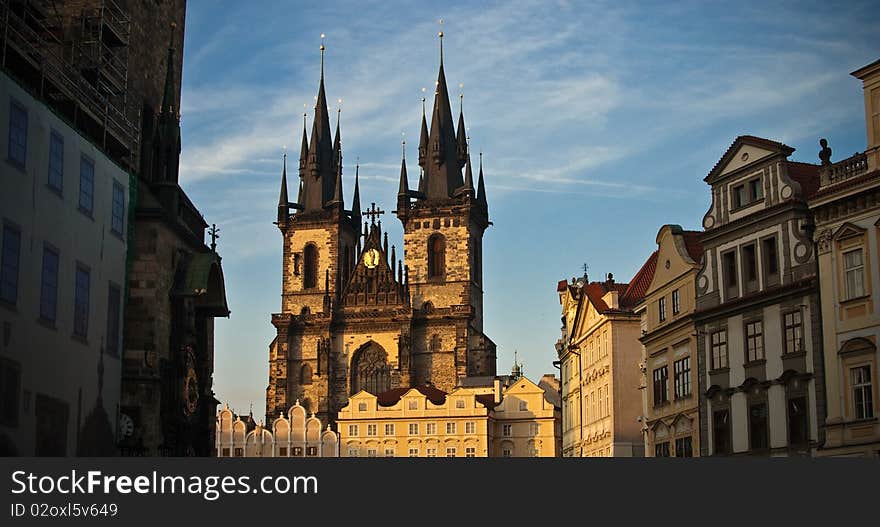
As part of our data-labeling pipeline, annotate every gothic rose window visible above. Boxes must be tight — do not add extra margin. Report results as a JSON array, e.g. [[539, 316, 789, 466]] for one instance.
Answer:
[[428, 234, 445, 278], [351, 343, 390, 395], [303, 244, 318, 289]]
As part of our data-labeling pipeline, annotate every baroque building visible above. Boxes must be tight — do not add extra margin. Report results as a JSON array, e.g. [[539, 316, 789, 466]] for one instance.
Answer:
[[638, 225, 703, 457], [810, 59, 880, 457], [556, 257, 656, 457], [336, 375, 560, 457], [215, 401, 339, 458], [266, 36, 495, 427], [695, 135, 823, 456]]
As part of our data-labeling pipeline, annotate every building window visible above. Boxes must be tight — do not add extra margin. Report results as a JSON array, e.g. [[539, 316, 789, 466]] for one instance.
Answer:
[[445, 422, 456, 434], [221, 448, 230, 457], [0, 357, 21, 427], [733, 184, 747, 209], [672, 289, 680, 315], [749, 402, 769, 451], [348, 424, 358, 436], [347, 448, 359, 457], [658, 297, 666, 322], [427, 234, 445, 278], [73, 265, 90, 338], [712, 408, 730, 455], [0, 223, 21, 305], [529, 422, 539, 436], [852, 366, 874, 420], [111, 181, 125, 236], [366, 424, 377, 436], [675, 436, 693, 457], [722, 250, 738, 298], [748, 177, 763, 202], [745, 320, 764, 362], [673, 357, 691, 399], [502, 448, 512, 457], [426, 448, 437, 457], [843, 249, 865, 300], [278, 447, 287, 457], [366, 449, 377, 457], [787, 396, 808, 446], [654, 441, 670, 457], [408, 400, 418, 410], [465, 421, 475, 434], [300, 363, 313, 385], [762, 237, 779, 284], [48, 131, 63, 193], [446, 447, 456, 458], [303, 244, 318, 289], [234, 448, 243, 457], [783, 311, 803, 354], [465, 447, 476, 457], [653, 366, 668, 406], [409, 423, 418, 435], [292, 446, 303, 456], [519, 400, 528, 411], [106, 283, 121, 357], [502, 424, 512, 437], [426, 423, 437, 435], [384, 423, 394, 436], [408, 448, 419, 457], [39, 246, 59, 323], [358, 402, 367, 412], [78, 156, 94, 216], [384, 448, 394, 457], [710, 330, 728, 370], [456, 399, 465, 409], [742, 243, 757, 291], [306, 446, 318, 456], [7, 100, 27, 169]]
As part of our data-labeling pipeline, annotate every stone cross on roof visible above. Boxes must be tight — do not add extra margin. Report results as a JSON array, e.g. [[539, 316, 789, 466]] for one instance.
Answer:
[[363, 202, 385, 225]]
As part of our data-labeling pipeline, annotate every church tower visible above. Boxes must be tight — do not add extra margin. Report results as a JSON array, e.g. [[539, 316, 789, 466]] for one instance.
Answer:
[[267, 33, 495, 429], [395, 29, 495, 384], [268, 39, 361, 424]]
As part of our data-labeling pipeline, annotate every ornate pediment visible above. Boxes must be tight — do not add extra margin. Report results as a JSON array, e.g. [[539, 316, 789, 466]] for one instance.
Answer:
[[832, 221, 866, 241], [340, 219, 407, 307]]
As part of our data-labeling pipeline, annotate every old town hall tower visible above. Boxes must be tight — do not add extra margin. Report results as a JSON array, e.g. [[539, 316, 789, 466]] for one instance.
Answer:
[[266, 36, 496, 426]]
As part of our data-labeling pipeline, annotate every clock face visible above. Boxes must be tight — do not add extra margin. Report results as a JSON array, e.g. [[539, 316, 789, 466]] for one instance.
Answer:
[[364, 249, 380, 269]]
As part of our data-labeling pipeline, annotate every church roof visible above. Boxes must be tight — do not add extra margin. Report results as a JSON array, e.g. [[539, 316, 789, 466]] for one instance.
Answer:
[[376, 385, 448, 407]]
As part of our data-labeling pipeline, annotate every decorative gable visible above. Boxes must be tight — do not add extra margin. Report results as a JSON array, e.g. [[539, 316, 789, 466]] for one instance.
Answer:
[[705, 135, 794, 183], [832, 221, 867, 241]]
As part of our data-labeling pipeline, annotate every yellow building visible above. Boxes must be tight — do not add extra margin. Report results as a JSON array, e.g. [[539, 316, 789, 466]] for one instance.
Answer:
[[556, 255, 657, 457], [638, 225, 703, 457], [811, 58, 880, 457], [336, 376, 560, 457], [215, 401, 339, 458]]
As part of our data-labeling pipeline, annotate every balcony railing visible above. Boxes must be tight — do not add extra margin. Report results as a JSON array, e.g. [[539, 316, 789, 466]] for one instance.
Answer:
[[820, 152, 869, 187]]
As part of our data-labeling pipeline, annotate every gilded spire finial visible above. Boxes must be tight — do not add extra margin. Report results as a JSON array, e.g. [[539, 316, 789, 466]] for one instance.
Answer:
[[320, 33, 326, 79], [438, 18, 444, 64]]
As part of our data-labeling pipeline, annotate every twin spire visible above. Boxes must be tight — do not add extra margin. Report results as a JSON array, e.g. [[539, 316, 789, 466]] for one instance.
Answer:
[[279, 29, 488, 227]]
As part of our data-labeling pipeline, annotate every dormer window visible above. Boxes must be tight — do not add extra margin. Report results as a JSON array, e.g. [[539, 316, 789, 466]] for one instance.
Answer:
[[732, 177, 763, 209]]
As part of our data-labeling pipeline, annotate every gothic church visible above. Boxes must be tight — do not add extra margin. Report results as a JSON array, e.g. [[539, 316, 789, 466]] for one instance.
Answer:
[[266, 36, 496, 426]]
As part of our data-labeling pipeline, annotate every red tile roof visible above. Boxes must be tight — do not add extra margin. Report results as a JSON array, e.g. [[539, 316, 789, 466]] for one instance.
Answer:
[[375, 385, 448, 407], [682, 231, 703, 264], [621, 250, 658, 307], [786, 161, 821, 199], [557, 279, 568, 292]]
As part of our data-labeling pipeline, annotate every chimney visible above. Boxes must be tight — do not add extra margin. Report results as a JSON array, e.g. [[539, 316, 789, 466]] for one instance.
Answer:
[[493, 378, 502, 404]]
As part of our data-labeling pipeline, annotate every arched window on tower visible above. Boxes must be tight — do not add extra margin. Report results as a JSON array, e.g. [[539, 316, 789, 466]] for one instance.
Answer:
[[428, 234, 446, 279], [303, 244, 318, 289], [351, 342, 391, 395], [301, 363, 313, 385]]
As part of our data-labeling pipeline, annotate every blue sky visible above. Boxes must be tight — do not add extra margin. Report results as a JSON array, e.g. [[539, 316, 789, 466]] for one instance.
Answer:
[[178, 0, 878, 416]]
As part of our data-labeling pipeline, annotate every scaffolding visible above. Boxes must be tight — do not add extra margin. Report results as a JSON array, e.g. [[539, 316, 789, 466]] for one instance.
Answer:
[[0, 0, 138, 172]]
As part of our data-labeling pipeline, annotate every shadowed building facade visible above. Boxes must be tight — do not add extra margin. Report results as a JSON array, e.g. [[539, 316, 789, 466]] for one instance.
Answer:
[[266, 35, 495, 427]]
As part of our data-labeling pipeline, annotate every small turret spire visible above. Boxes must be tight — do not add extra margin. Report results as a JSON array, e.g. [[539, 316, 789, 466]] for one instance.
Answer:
[[456, 86, 467, 169], [477, 151, 488, 211], [418, 91, 429, 168], [397, 139, 410, 216], [352, 161, 361, 220], [462, 152, 474, 196], [278, 149, 289, 225]]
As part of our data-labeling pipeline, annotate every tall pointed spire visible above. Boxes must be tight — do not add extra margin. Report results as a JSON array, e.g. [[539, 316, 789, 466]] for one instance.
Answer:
[[476, 151, 488, 211], [331, 105, 343, 205], [278, 150, 289, 225], [299, 112, 308, 173], [156, 22, 181, 183], [418, 95, 429, 168], [423, 28, 464, 199], [456, 90, 468, 169], [352, 162, 361, 220], [461, 152, 474, 197], [398, 140, 409, 196], [303, 34, 335, 210]]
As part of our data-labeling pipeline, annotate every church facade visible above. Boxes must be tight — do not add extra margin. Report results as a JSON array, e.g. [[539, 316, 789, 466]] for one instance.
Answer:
[[266, 39, 496, 427]]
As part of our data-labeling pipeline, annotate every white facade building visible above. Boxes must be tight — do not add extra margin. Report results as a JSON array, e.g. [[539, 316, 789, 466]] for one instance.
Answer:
[[0, 72, 129, 455]]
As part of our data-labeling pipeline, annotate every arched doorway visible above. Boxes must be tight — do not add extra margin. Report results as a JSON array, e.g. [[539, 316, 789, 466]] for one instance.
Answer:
[[351, 342, 391, 395]]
